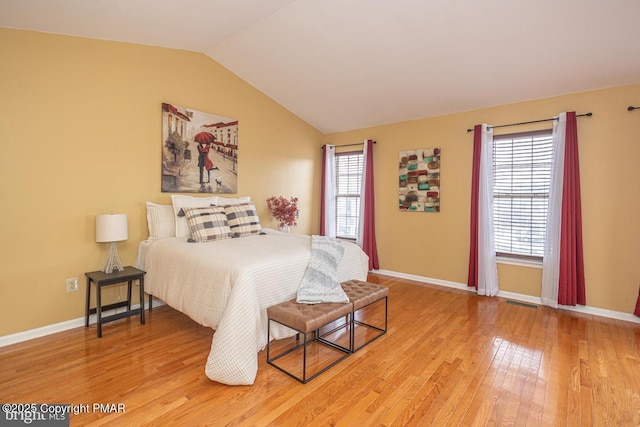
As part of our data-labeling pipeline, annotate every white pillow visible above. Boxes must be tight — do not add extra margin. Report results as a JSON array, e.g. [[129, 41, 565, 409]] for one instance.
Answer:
[[215, 196, 251, 206], [171, 195, 219, 238], [146, 202, 176, 240]]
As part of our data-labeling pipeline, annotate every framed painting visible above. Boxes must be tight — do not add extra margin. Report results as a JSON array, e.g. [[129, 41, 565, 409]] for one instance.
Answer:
[[161, 103, 238, 193], [399, 147, 440, 212]]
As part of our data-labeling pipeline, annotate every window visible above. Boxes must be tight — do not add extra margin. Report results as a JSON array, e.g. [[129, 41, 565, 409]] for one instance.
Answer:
[[493, 130, 553, 259], [335, 151, 363, 239]]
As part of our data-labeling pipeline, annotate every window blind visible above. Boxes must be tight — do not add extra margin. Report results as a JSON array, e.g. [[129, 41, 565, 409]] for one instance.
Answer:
[[336, 152, 363, 239], [493, 130, 552, 258]]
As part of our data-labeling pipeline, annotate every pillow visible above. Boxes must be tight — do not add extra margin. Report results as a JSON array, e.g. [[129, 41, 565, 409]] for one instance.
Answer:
[[215, 196, 251, 206], [182, 206, 231, 243], [145, 202, 176, 239], [171, 195, 219, 238], [296, 235, 349, 304], [224, 202, 262, 237]]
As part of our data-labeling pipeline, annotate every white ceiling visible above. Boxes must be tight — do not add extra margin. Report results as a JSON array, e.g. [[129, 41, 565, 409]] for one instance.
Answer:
[[2, 0, 640, 133]]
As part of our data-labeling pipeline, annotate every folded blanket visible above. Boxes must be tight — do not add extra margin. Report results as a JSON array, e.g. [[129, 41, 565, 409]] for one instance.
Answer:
[[296, 235, 349, 304]]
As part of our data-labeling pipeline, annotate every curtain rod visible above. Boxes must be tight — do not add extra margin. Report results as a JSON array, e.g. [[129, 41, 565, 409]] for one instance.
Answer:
[[628, 106, 640, 111], [466, 112, 592, 132], [322, 140, 377, 149]]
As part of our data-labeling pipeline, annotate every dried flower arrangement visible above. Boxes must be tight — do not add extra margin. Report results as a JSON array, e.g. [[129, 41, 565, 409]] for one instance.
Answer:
[[266, 196, 299, 229]]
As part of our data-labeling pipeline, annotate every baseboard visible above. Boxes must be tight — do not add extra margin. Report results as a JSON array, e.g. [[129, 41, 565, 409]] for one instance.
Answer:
[[375, 269, 640, 325], [4, 269, 639, 348], [0, 299, 165, 348]]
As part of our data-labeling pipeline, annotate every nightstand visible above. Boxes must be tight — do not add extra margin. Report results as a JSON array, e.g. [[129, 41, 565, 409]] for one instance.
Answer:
[[85, 266, 146, 338]]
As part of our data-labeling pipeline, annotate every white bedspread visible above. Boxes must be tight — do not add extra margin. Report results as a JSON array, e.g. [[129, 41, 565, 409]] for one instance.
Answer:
[[139, 229, 369, 385]]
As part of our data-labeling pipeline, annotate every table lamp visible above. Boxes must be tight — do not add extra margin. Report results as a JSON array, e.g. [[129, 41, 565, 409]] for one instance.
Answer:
[[96, 213, 128, 273]]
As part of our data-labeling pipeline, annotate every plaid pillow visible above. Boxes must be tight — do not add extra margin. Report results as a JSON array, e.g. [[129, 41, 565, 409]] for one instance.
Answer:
[[182, 206, 231, 243], [171, 195, 218, 238], [225, 203, 262, 237]]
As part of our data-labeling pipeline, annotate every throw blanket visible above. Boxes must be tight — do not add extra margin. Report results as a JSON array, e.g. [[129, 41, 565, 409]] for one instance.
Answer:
[[296, 235, 349, 304]]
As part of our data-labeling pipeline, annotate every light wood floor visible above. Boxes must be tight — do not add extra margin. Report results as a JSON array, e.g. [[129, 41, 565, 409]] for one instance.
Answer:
[[2, 273, 640, 426]]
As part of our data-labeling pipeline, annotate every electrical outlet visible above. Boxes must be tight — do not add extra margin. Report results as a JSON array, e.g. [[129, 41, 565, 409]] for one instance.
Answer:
[[66, 277, 78, 293]]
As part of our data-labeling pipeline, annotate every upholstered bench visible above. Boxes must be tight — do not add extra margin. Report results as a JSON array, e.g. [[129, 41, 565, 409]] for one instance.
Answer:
[[340, 280, 389, 352], [267, 299, 353, 383]]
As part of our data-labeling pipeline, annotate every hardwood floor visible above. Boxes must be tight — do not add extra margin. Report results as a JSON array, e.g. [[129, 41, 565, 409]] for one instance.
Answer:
[[2, 273, 640, 426]]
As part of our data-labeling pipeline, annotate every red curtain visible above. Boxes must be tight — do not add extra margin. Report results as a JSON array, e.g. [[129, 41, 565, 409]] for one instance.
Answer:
[[320, 145, 327, 236], [635, 286, 640, 317], [362, 140, 379, 270], [467, 125, 482, 289], [557, 112, 586, 305]]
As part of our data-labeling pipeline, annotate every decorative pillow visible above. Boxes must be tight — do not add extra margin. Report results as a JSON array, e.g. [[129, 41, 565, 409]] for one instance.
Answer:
[[182, 206, 231, 243], [214, 196, 251, 206], [145, 202, 176, 240], [171, 195, 218, 238], [224, 202, 262, 237], [296, 235, 349, 304]]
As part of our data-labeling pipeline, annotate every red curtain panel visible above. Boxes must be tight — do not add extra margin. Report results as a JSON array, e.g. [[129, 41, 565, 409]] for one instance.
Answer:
[[557, 112, 586, 306], [467, 125, 482, 290], [361, 140, 379, 270]]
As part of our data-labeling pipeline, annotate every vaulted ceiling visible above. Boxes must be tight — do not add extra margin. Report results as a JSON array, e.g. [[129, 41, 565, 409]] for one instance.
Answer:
[[2, 0, 639, 133]]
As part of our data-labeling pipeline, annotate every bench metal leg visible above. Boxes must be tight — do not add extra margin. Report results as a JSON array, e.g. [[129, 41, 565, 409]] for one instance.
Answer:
[[267, 317, 352, 384], [352, 296, 388, 353]]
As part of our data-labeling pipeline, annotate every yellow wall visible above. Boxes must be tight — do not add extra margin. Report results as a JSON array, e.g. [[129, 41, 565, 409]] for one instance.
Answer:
[[0, 28, 323, 336], [325, 84, 640, 314], [2, 27, 639, 338]]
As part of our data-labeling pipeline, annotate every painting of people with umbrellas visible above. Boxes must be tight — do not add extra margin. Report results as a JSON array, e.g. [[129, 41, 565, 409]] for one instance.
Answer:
[[161, 103, 238, 193]]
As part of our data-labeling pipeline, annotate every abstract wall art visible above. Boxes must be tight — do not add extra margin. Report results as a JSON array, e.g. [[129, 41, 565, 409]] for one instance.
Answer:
[[399, 147, 440, 212]]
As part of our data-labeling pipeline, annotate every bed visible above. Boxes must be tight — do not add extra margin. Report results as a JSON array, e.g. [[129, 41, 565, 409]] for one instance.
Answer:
[[137, 199, 369, 385]]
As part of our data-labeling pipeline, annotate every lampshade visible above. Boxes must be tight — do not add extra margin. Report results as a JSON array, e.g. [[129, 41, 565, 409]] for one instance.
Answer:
[[96, 214, 128, 243]]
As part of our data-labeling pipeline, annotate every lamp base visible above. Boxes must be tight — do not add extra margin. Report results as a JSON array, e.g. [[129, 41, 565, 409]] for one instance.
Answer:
[[102, 241, 124, 274]]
